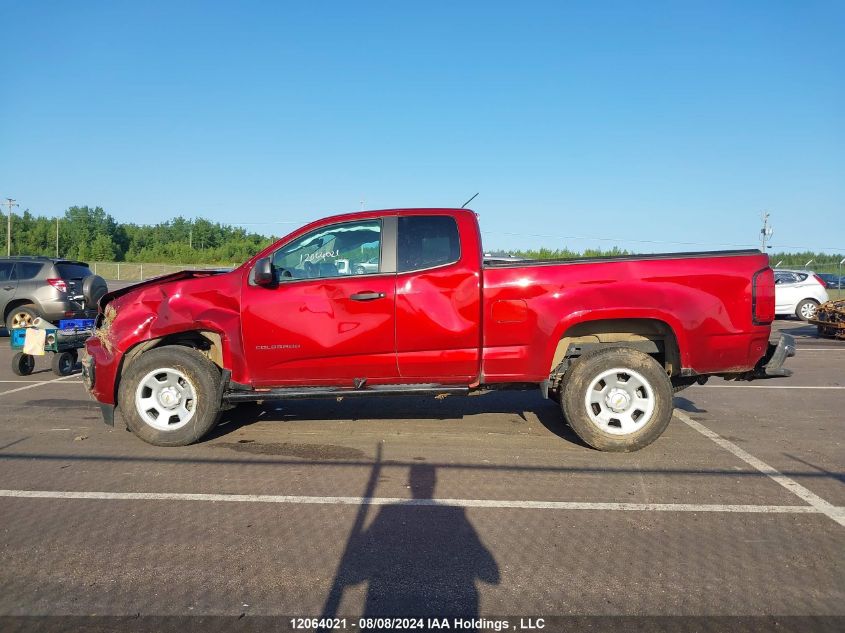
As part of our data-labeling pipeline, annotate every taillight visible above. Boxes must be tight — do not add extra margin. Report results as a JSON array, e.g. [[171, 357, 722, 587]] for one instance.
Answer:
[[813, 274, 827, 288], [47, 278, 68, 293], [752, 268, 775, 325]]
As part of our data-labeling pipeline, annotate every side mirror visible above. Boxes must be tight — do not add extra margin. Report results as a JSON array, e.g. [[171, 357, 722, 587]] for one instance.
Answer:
[[252, 257, 275, 287]]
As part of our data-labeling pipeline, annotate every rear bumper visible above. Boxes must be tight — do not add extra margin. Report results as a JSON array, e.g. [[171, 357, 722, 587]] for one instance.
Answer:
[[40, 298, 97, 324], [754, 334, 796, 378]]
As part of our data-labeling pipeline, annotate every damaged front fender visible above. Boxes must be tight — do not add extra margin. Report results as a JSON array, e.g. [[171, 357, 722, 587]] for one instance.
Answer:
[[84, 269, 247, 406]]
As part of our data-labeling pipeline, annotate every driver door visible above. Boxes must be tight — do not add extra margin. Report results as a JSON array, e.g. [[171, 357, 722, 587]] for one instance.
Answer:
[[241, 218, 399, 386]]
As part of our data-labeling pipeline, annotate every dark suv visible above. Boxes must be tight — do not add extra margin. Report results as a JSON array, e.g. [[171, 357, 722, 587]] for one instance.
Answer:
[[0, 257, 107, 330]]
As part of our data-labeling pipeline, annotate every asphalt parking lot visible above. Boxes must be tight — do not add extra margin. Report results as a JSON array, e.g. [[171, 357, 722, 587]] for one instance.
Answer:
[[0, 319, 842, 632]]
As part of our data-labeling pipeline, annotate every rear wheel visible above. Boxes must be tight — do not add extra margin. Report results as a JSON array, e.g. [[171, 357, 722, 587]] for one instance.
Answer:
[[796, 299, 819, 321], [51, 351, 76, 376], [118, 346, 222, 446], [561, 347, 673, 452], [6, 305, 39, 330]]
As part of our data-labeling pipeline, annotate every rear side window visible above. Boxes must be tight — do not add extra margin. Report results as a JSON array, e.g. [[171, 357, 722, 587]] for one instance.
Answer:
[[56, 263, 91, 279], [0, 263, 13, 282], [795, 273, 809, 282], [398, 216, 461, 273], [15, 262, 44, 280]]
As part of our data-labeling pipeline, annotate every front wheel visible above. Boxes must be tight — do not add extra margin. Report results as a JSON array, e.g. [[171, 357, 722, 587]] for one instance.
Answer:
[[12, 352, 35, 376], [796, 299, 819, 321], [118, 345, 222, 446], [561, 347, 674, 452]]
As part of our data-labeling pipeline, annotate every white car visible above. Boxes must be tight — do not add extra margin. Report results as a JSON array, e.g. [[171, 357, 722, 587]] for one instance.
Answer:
[[774, 269, 829, 321]]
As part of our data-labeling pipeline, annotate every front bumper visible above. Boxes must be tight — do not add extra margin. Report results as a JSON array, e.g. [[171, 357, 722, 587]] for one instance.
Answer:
[[754, 334, 796, 378], [81, 342, 118, 426]]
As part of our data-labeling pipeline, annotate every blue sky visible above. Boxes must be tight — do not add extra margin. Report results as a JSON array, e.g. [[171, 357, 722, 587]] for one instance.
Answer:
[[1, 0, 843, 253]]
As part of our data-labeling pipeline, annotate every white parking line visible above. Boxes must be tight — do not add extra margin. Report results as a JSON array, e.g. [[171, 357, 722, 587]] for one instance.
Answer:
[[0, 380, 83, 384], [0, 488, 830, 515], [0, 375, 78, 396], [701, 385, 845, 389], [674, 410, 845, 528]]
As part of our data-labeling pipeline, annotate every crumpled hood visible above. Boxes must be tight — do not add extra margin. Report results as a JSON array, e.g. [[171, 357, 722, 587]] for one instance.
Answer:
[[98, 270, 229, 312]]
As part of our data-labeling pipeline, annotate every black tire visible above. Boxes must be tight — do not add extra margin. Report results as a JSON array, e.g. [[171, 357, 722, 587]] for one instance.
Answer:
[[795, 299, 819, 322], [561, 347, 673, 452], [82, 275, 108, 307], [51, 351, 76, 376], [6, 305, 39, 330], [12, 352, 35, 376], [118, 345, 222, 446]]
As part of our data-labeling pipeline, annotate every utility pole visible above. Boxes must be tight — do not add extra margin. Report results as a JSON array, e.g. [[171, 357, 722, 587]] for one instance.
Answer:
[[3, 198, 19, 256], [759, 211, 773, 251], [56, 218, 60, 257]]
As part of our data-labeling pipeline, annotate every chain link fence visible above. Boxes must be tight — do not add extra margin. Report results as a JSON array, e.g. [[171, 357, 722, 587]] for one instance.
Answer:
[[91, 262, 237, 281]]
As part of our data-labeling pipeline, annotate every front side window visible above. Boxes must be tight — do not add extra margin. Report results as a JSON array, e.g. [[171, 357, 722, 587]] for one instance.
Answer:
[[0, 263, 13, 282], [397, 216, 461, 273], [272, 219, 381, 280]]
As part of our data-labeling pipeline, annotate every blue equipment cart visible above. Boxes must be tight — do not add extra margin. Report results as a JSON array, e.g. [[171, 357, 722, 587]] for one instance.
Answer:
[[10, 318, 95, 376]]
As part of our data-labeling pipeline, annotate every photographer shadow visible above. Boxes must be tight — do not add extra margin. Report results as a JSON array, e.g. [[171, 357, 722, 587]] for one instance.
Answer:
[[327, 464, 500, 630]]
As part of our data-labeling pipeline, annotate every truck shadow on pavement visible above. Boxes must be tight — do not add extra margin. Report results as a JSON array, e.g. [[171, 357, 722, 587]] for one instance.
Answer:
[[209, 391, 588, 448]]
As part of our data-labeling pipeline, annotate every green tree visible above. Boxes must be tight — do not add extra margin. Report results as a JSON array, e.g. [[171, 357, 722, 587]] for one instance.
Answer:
[[89, 233, 117, 260]]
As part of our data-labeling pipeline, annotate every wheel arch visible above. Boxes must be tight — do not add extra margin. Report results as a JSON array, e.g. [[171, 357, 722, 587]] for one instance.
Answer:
[[3, 298, 42, 323], [114, 330, 226, 404], [549, 317, 682, 376]]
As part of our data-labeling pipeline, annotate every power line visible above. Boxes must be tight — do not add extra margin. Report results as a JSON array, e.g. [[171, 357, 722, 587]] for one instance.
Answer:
[[760, 211, 774, 251], [3, 198, 19, 257]]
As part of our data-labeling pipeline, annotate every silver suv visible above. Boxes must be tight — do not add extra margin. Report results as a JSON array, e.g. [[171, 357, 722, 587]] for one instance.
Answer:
[[0, 257, 107, 330]]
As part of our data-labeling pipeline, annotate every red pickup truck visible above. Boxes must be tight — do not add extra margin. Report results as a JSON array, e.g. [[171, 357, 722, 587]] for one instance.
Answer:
[[82, 208, 794, 451]]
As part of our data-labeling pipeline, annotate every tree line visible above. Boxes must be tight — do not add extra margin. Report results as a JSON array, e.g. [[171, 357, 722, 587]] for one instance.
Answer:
[[0, 206, 273, 264], [1, 206, 841, 270], [490, 248, 844, 272]]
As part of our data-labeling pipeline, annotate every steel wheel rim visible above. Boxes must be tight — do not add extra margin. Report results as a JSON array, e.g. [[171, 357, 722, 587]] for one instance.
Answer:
[[583, 367, 656, 435], [800, 302, 816, 319], [134, 367, 197, 431], [12, 312, 33, 328]]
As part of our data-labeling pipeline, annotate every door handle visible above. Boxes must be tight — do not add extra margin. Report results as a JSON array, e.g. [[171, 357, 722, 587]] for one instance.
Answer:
[[349, 291, 385, 301], [2, 286, 14, 291]]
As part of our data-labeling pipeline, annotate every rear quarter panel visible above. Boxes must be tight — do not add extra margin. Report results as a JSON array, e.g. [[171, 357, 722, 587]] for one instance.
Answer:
[[482, 253, 772, 381]]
